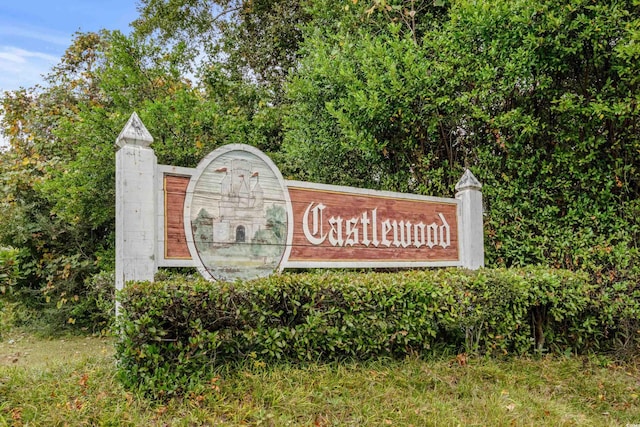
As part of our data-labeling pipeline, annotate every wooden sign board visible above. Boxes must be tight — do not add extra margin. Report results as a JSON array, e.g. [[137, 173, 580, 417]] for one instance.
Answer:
[[155, 144, 476, 282], [117, 114, 482, 295], [164, 175, 191, 260], [284, 182, 460, 268]]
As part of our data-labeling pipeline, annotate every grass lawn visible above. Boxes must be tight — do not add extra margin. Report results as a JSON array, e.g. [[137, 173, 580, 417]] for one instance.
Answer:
[[0, 332, 639, 426]]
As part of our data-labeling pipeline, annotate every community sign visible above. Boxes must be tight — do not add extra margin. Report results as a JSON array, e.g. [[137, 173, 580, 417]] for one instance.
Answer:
[[115, 113, 484, 288]]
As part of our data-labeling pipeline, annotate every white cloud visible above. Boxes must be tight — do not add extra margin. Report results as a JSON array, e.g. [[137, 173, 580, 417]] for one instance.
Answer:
[[0, 23, 70, 48], [0, 46, 59, 64], [0, 45, 60, 91], [0, 20, 71, 92]]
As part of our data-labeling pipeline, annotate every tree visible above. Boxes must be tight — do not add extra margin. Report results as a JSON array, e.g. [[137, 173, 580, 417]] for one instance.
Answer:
[[285, 1, 468, 192], [133, 0, 311, 100], [0, 24, 288, 327], [284, 0, 640, 272], [0, 32, 112, 328], [443, 0, 640, 271]]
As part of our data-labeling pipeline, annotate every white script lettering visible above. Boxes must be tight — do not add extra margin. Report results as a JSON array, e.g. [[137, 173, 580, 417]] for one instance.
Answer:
[[301, 202, 451, 249]]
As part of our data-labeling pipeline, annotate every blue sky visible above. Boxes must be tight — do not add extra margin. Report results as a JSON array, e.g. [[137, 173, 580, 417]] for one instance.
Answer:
[[0, 0, 139, 93]]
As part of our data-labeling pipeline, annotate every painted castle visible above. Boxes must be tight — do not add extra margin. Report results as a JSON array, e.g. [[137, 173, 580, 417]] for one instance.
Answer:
[[208, 159, 266, 244]]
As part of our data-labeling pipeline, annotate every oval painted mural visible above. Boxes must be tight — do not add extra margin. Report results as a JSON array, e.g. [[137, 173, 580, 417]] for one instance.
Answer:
[[184, 144, 291, 281]]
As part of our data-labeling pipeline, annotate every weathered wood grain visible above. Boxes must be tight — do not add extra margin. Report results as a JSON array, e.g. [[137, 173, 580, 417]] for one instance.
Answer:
[[287, 186, 459, 263], [164, 175, 191, 259]]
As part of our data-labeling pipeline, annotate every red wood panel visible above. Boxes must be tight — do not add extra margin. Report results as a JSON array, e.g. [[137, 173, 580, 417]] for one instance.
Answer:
[[287, 186, 459, 263], [164, 175, 191, 259]]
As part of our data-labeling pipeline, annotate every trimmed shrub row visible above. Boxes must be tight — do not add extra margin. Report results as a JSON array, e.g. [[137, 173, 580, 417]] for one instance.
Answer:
[[115, 268, 639, 397]]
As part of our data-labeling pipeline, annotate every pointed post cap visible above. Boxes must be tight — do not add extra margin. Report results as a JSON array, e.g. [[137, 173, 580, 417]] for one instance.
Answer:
[[116, 112, 153, 148], [455, 169, 482, 192]]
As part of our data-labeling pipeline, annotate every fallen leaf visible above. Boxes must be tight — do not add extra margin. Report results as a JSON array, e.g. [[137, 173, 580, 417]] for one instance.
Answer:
[[78, 373, 89, 388], [456, 353, 467, 366], [11, 408, 22, 421]]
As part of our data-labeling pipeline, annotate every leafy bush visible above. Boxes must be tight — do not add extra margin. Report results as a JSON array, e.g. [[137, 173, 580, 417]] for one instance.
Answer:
[[0, 246, 20, 297], [582, 274, 640, 358], [0, 244, 115, 336], [115, 267, 629, 398], [0, 247, 21, 337]]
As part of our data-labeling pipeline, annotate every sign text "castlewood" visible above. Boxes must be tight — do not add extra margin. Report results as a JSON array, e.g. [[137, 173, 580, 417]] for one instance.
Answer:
[[286, 184, 460, 265], [302, 202, 451, 249]]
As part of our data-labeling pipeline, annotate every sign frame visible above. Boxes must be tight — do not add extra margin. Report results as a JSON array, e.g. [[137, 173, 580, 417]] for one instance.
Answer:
[[115, 113, 484, 292]]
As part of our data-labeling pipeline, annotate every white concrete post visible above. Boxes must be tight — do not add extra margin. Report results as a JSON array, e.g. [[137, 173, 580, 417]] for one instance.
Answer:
[[455, 169, 484, 269], [115, 112, 158, 297]]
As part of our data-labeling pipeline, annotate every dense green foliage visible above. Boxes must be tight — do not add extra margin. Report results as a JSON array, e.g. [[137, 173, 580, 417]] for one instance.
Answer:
[[1, 0, 640, 331], [0, 31, 277, 328], [116, 268, 639, 398], [286, 0, 640, 273], [0, 247, 20, 295]]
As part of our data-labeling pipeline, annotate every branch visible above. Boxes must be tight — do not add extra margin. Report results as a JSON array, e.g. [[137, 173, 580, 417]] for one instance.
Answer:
[[212, 5, 242, 24]]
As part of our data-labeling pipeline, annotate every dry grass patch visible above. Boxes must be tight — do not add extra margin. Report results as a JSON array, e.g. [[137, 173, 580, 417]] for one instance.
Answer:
[[0, 332, 112, 368]]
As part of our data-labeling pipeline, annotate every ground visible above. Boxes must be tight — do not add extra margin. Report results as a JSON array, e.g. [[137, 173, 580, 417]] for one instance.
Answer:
[[1, 332, 639, 426], [0, 332, 112, 368]]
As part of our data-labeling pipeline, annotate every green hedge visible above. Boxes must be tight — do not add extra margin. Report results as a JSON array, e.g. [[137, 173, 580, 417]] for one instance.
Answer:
[[115, 268, 639, 398]]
